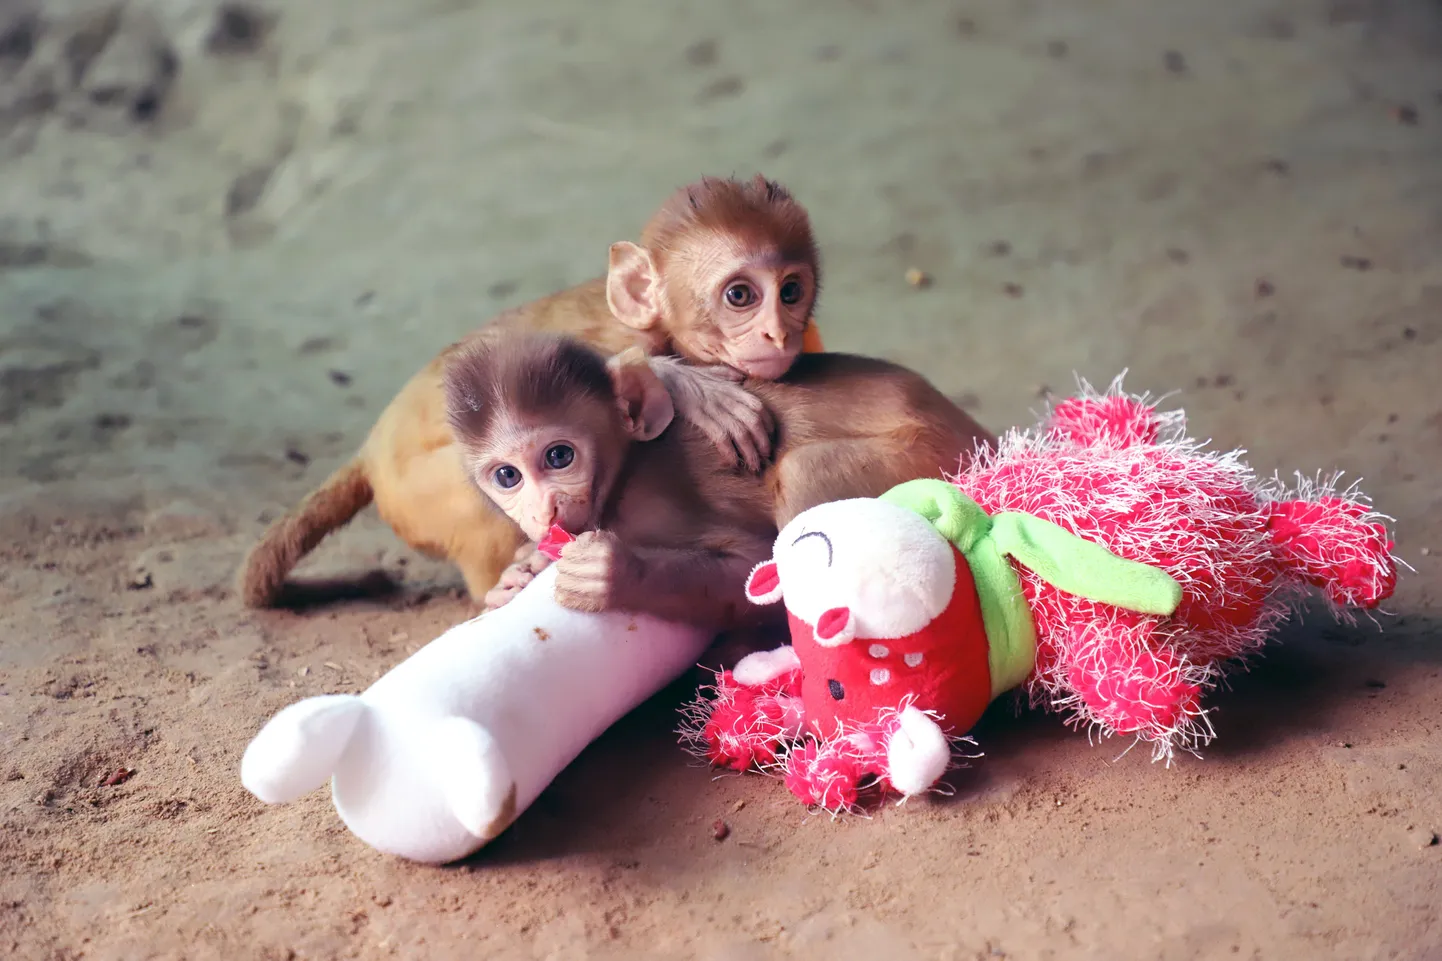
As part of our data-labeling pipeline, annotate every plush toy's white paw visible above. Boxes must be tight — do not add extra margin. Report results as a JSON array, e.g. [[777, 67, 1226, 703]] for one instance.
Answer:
[[885, 706, 950, 798], [732, 645, 801, 687], [242, 694, 367, 804], [424, 716, 518, 842]]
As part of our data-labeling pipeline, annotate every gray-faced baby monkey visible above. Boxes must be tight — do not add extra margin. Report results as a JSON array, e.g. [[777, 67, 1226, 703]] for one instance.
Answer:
[[443, 333, 994, 626]]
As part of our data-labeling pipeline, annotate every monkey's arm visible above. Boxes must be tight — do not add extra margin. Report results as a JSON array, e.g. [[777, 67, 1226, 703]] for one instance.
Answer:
[[646, 357, 775, 473], [553, 531, 768, 630]]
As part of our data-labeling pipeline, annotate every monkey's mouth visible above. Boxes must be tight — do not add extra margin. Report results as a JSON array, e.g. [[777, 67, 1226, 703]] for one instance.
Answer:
[[735, 353, 800, 380]]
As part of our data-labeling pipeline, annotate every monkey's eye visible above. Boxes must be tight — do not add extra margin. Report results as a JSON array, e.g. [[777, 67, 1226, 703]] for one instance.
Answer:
[[724, 282, 756, 309], [544, 444, 575, 470], [779, 279, 805, 306], [493, 465, 522, 489]]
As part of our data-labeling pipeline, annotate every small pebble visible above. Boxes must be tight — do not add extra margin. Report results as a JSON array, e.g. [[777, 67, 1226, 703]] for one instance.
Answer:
[[1420, 547, 1431, 556], [1391, 104, 1419, 126], [730, 799, 746, 813], [712, 819, 730, 841], [1255, 279, 1275, 298], [1340, 255, 1373, 271], [905, 268, 931, 288], [1002, 282, 1024, 297]]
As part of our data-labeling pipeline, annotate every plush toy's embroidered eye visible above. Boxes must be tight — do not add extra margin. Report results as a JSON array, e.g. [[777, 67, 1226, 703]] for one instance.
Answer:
[[827, 679, 844, 701], [791, 529, 833, 567]]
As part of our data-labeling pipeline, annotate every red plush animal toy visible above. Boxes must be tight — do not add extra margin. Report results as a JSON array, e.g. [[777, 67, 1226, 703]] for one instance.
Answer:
[[679, 378, 1399, 813]]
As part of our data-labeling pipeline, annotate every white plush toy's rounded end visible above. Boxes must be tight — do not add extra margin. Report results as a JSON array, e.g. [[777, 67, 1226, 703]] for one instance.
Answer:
[[241, 694, 367, 805], [426, 717, 518, 844], [885, 706, 951, 798]]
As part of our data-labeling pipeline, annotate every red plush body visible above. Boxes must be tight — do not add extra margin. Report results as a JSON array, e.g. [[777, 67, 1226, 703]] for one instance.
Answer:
[[788, 543, 993, 738]]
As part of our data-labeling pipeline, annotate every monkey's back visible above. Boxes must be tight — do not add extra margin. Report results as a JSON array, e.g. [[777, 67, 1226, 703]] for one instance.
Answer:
[[752, 352, 993, 522]]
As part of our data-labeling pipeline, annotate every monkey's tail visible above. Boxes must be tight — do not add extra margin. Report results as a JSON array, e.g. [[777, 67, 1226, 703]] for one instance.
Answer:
[[238, 457, 374, 608]]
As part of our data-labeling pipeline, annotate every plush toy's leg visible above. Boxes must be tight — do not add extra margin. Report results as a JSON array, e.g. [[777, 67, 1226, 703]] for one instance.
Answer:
[[1054, 620, 1208, 757], [423, 716, 518, 843], [683, 665, 802, 772], [883, 707, 951, 798], [1046, 394, 1161, 449], [241, 694, 368, 804], [782, 738, 870, 812], [1266, 496, 1397, 610]]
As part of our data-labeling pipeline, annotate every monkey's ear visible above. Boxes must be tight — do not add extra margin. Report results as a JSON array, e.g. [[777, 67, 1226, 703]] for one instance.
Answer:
[[606, 242, 663, 331], [607, 348, 675, 441]]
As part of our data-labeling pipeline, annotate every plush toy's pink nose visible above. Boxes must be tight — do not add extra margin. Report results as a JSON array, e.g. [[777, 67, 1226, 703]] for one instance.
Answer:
[[815, 606, 853, 644]]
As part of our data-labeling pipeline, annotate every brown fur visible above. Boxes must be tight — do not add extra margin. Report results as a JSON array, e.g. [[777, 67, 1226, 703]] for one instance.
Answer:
[[642, 175, 819, 283], [443, 334, 994, 630], [239, 174, 817, 608]]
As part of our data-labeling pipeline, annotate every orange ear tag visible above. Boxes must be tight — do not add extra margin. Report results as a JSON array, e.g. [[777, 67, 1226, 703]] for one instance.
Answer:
[[801, 322, 826, 354]]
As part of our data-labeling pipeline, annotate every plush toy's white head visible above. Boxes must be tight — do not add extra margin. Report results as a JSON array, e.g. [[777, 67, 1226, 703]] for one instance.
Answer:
[[745, 497, 956, 646]]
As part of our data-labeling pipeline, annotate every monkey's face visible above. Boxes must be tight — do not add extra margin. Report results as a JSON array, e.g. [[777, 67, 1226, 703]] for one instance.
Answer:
[[676, 253, 816, 380], [467, 416, 614, 541]]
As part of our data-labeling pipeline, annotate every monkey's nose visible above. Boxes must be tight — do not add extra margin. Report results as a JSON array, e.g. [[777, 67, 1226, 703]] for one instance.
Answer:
[[760, 313, 788, 347]]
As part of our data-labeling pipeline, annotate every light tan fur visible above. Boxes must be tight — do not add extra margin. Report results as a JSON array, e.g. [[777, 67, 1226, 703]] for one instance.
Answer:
[[239, 280, 655, 607]]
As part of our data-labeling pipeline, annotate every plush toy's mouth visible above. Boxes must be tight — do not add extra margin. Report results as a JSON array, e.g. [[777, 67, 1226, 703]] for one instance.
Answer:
[[827, 679, 844, 701]]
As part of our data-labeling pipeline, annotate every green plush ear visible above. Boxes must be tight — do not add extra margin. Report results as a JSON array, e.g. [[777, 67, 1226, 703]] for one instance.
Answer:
[[989, 513, 1183, 617], [881, 478, 1035, 696], [879, 478, 992, 551]]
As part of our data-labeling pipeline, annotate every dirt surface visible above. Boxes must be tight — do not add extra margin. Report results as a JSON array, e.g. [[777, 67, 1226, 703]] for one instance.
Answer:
[[2, 1, 1441, 958]]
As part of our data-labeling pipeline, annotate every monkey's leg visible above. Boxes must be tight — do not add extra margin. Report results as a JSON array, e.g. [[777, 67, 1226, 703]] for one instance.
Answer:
[[376, 445, 526, 603]]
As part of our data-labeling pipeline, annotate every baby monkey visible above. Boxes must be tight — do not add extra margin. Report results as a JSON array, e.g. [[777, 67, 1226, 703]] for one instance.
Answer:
[[445, 334, 993, 625], [239, 175, 826, 608], [447, 335, 776, 619]]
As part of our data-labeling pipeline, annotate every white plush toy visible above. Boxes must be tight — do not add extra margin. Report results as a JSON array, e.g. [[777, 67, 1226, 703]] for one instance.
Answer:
[[240, 563, 712, 864]]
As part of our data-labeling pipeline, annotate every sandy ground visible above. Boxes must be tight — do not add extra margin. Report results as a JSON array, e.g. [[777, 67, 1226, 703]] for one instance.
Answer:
[[2, 0, 1441, 958]]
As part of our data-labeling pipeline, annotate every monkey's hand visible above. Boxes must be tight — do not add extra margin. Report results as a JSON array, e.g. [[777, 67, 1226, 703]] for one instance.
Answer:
[[647, 356, 775, 473], [483, 547, 554, 612], [553, 530, 643, 614]]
